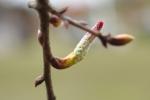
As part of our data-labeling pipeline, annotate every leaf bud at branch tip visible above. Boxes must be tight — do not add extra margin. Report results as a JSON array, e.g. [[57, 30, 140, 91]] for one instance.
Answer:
[[107, 34, 134, 46]]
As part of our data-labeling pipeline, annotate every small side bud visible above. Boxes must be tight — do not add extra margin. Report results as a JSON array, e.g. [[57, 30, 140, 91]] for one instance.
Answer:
[[37, 29, 43, 45], [108, 34, 134, 46], [49, 15, 62, 27], [34, 75, 44, 87]]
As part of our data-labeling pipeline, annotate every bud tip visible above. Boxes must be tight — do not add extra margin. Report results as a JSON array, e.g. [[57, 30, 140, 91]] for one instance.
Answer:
[[108, 34, 134, 46]]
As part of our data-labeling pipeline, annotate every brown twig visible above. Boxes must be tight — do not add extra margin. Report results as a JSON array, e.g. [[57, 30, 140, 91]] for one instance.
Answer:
[[48, 7, 102, 36], [29, 0, 55, 100]]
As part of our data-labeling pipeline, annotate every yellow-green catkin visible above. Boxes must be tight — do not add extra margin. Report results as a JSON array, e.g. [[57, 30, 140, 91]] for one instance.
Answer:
[[62, 21, 103, 67]]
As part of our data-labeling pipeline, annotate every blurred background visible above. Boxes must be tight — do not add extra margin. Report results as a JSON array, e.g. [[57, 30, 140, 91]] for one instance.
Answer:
[[0, 0, 150, 100]]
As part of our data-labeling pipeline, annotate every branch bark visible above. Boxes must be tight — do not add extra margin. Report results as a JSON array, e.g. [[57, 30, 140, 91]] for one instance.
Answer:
[[29, 0, 56, 100]]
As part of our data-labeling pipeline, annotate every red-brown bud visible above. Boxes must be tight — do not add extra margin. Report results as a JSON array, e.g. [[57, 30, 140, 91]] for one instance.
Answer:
[[49, 15, 62, 27], [107, 34, 134, 46]]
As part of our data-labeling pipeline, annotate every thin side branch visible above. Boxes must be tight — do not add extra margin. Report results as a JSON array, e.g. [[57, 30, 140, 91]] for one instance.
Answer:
[[47, 7, 102, 36], [35, 74, 44, 87], [47, 7, 111, 47]]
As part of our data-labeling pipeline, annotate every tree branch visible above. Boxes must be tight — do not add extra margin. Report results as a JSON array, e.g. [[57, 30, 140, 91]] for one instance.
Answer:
[[28, 0, 134, 100], [29, 0, 56, 100]]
